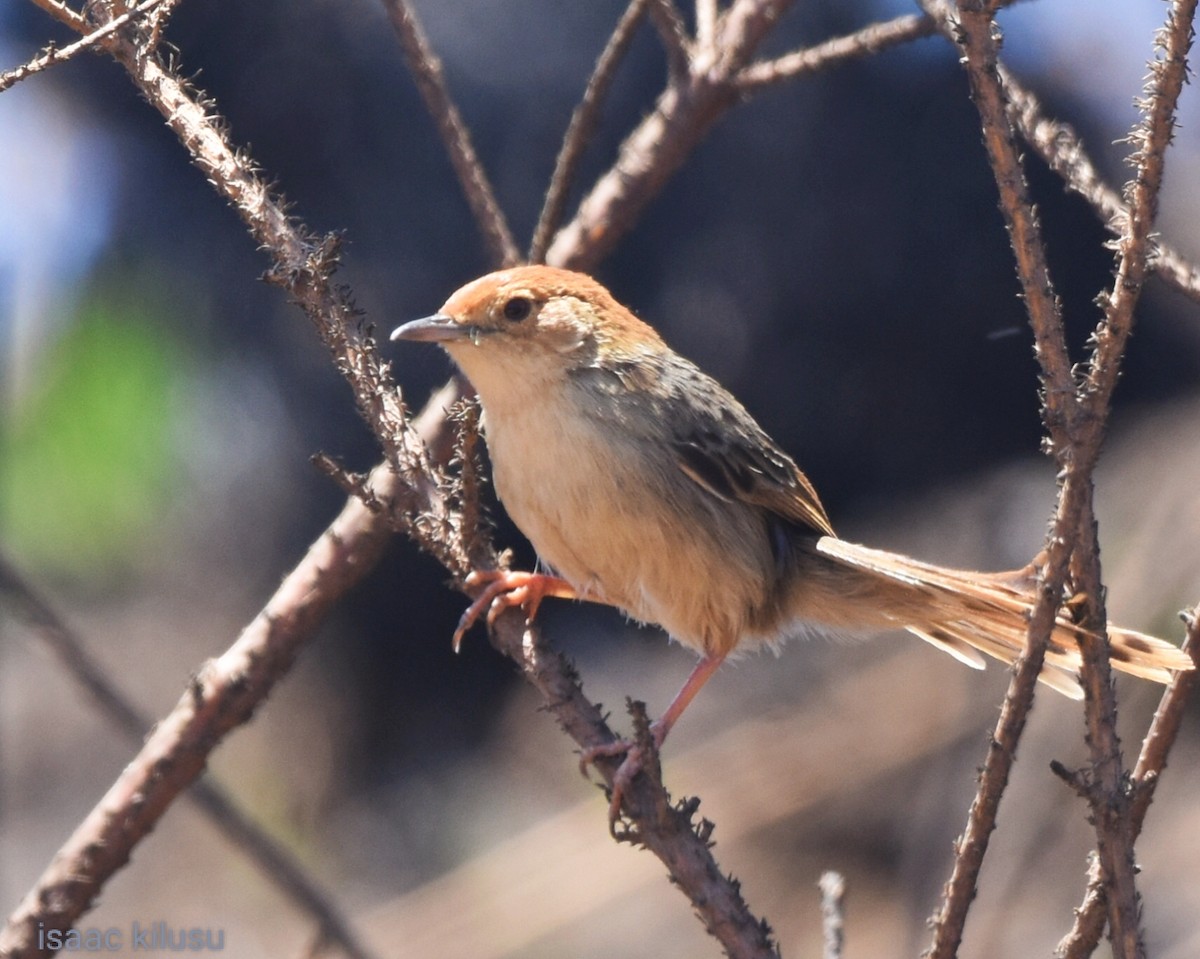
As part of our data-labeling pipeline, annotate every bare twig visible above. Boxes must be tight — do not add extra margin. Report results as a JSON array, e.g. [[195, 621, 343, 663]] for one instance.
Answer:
[[143, 0, 183, 51], [1057, 610, 1200, 959], [546, 0, 797, 271], [363, 649, 990, 957], [818, 872, 846, 959], [924, 495, 1079, 959], [924, 2, 1197, 956], [1004, 71, 1128, 228], [1081, 0, 1196, 416], [1, 556, 148, 740], [920, 1, 1084, 954], [736, 13, 937, 90], [529, 0, 651, 264], [379, 0, 521, 268], [1150, 244, 1200, 300], [542, 2, 938, 273], [647, 0, 692, 79], [85, 21, 464, 576], [1048, 7, 1198, 957], [313, 453, 386, 514], [715, 0, 799, 73], [1004, 70, 1200, 306], [933, 0, 1076, 440], [1130, 609, 1200, 809], [695, 0, 718, 57], [1068, 7, 1195, 955], [25, 0, 85, 31], [0, 0, 170, 93], [0, 475, 397, 957], [1066, 496, 1143, 959], [445, 395, 496, 572], [493, 623, 780, 959]]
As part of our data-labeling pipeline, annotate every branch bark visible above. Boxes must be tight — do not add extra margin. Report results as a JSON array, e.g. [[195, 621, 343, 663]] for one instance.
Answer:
[[1057, 609, 1200, 959], [546, 0, 797, 271], [381, 0, 520, 268], [921, 4, 1076, 952], [1004, 70, 1200, 306], [0, 471, 397, 957], [529, 0, 652, 264], [736, 13, 937, 90], [925, 2, 1197, 956], [0, 554, 375, 959], [1053, 6, 1197, 956]]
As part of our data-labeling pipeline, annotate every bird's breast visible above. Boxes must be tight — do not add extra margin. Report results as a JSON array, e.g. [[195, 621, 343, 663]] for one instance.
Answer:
[[479, 384, 782, 657]]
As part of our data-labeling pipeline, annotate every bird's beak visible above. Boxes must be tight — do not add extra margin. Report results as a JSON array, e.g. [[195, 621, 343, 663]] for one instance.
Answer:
[[389, 313, 473, 343]]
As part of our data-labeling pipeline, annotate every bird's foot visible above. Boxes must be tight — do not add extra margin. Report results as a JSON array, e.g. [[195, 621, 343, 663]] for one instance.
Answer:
[[453, 570, 577, 650], [579, 719, 668, 828]]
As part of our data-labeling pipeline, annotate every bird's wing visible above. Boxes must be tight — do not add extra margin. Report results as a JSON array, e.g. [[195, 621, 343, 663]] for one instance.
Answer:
[[669, 426, 835, 538], [653, 355, 835, 537], [573, 351, 836, 538]]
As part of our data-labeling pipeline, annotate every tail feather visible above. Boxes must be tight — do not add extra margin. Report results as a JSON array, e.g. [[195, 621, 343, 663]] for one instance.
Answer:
[[814, 537, 1192, 697], [905, 627, 987, 670]]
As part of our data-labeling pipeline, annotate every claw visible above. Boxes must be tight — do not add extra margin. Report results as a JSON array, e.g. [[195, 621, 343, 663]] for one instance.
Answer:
[[580, 721, 668, 826], [452, 570, 577, 651], [577, 654, 728, 825]]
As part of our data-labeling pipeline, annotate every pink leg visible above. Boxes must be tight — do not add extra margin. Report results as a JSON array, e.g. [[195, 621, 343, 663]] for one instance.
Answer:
[[654, 652, 727, 743], [582, 652, 728, 824], [452, 569, 578, 651]]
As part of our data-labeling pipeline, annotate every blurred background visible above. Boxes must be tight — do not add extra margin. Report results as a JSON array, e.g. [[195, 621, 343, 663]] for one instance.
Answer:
[[2, 1, 1199, 956]]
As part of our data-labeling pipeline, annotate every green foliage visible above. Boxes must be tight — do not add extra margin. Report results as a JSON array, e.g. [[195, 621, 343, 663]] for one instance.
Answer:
[[1, 299, 187, 577]]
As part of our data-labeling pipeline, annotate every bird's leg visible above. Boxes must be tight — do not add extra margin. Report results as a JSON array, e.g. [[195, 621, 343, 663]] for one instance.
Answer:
[[453, 569, 579, 651], [582, 652, 727, 823]]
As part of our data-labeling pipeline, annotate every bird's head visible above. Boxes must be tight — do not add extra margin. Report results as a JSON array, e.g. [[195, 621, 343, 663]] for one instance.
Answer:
[[391, 266, 664, 398]]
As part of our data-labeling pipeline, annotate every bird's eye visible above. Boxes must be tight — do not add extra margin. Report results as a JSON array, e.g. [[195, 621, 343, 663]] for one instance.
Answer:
[[502, 296, 532, 322]]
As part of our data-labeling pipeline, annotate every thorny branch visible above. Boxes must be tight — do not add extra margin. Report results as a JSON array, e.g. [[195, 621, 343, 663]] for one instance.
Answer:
[[1066, 496, 1143, 959], [818, 871, 846, 959], [1004, 70, 1200, 305], [1082, 0, 1196, 415], [1057, 611, 1200, 959], [1054, 6, 1197, 958], [529, 0, 652, 264], [921, 4, 1074, 953], [0, 0, 171, 93], [0, 550, 380, 959], [924, 483, 1087, 959], [924, 2, 1198, 958], [546, 0, 800, 272], [380, 0, 520, 268], [736, 13, 937, 90]]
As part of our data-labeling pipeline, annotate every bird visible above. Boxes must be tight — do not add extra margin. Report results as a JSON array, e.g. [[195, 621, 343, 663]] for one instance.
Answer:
[[391, 265, 1192, 814]]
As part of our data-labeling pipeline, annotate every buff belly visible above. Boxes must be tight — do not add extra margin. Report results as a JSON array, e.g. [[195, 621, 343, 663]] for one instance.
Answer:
[[483, 405, 777, 658]]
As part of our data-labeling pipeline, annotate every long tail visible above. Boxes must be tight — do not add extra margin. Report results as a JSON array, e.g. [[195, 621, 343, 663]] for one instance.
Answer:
[[813, 537, 1193, 699]]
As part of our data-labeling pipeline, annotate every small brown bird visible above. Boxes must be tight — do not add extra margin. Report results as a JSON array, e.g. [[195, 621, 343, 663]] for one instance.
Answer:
[[392, 266, 1191, 807]]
